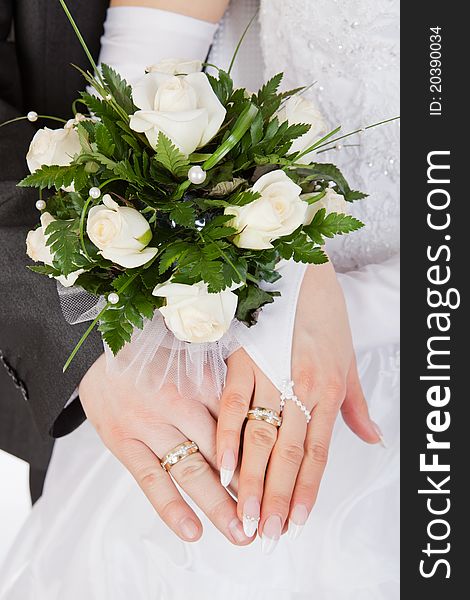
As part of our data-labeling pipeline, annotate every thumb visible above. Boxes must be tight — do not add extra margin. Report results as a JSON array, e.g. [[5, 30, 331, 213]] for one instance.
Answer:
[[341, 358, 385, 446]]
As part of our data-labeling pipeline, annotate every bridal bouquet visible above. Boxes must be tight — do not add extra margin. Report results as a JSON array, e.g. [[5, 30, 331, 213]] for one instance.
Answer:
[[16, 10, 368, 370]]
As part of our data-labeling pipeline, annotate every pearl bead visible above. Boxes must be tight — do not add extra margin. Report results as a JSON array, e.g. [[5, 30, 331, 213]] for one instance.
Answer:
[[89, 187, 101, 199], [108, 293, 120, 305], [35, 200, 46, 210], [105, 94, 112, 101], [335, 144, 343, 151], [188, 165, 207, 185], [27, 111, 38, 122]]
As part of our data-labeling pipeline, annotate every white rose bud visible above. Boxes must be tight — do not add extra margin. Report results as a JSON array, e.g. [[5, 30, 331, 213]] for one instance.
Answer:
[[26, 212, 83, 287], [26, 115, 84, 174], [225, 170, 309, 250], [278, 96, 327, 161], [129, 71, 226, 156], [303, 188, 350, 225], [152, 281, 238, 343], [86, 195, 158, 268], [146, 58, 202, 75]]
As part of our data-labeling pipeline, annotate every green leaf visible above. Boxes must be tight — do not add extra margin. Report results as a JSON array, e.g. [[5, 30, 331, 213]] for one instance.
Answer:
[[199, 261, 225, 292], [280, 87, 306, 99], [252, 253, 282, 284], [27, 264, 62, 276], [74, 271, 113, 295], [155, 133, 190, 178], [302, 190, 327, 204], [45, 191, 85, 220], [227, 189, 261, 207], [250, 111, 264, 145], [256, 73, 284, 120], [346, 190, 368, 201], [294, 163, 367, 202], [71, 166, 89, 192], [130, 291, 157, 321], [98, 307, 134, 354], [101, 63, 137, 114], [99, 274, 159, 354], [274, 233, 329, 264], [282, 122, 311, 144], [19, 165, 76, 190], [257, 73, 283, 105], [207, 70, 234, 105], [235, 284, 280, 326], [79, 92, 119, 122], [158, 242, 192, 274], [202, 215, 237, 240], [203, 103, 259, 171], [95, 122, 116, 156], [112, 159, 144, 185], [304, 210, 364, 245], [221, 255, 247, 287], [121, 133, 141, 153], [44, 218, 84, 276], [169, 203, 196, 228]]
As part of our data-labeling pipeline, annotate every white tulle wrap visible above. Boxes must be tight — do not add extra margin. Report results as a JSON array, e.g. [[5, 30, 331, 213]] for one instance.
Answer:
[[58, 259, 308, 398]]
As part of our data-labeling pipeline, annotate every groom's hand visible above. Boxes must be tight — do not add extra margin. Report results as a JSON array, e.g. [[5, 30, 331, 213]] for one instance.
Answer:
[[79, 354, 249, 545]]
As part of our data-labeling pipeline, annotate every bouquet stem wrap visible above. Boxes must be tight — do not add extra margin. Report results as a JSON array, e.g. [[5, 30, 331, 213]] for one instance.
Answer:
[[58, 259, 307, 399]]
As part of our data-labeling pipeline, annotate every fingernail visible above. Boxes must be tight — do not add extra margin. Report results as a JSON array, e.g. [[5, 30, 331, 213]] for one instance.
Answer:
[[261, 515, 282, 555], [220, 450, 236, 488], [180, 518, 200, 541], [288, 504, 309, 541], [228, 518, 248, 544], [371, 421, 387, 448], [242, 496, 260, 537]]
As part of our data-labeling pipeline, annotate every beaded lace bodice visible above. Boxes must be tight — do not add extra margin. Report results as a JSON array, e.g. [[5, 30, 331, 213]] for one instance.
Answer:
[[211, 0, 400, 271]]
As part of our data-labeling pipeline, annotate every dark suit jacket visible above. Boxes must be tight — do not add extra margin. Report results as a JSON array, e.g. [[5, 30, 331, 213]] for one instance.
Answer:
[[0, 0, 108, 476]]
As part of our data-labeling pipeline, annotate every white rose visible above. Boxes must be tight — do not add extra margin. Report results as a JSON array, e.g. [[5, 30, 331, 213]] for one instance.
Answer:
[[303, 188, 349, 225], [278, 96, 327, 160], [146, 58, 202, 75], [26, 212, 82, 287], [153, 281, 238, 343], [224, 170, 308, 250], [86, 195, 158, 268], [129, 71, 226, 155], [26, 115, 84, 173]]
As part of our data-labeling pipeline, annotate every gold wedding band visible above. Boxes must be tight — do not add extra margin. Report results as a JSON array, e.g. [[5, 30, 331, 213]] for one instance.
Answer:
[[247, 407, 283, 428], [160, 440, 199, 472]]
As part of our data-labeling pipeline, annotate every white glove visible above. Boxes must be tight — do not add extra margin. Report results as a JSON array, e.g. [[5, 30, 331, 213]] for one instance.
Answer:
[[98, 6, 217, 85]]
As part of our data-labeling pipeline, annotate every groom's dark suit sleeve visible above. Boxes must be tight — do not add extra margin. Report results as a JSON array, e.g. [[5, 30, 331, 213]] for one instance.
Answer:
[[0, 0, 108, 448]]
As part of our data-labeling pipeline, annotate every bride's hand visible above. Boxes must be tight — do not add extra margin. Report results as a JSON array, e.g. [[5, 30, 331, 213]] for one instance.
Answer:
[[79, 354, 250, 546], [216, 261, 383, 552]]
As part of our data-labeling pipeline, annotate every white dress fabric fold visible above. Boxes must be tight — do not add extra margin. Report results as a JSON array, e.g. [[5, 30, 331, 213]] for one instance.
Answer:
[[0, 1, 400, 598]]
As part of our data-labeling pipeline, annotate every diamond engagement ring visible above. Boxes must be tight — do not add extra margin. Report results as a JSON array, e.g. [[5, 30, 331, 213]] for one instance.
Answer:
[[160, 441, 199, 472], [247, 407, 283, 428]]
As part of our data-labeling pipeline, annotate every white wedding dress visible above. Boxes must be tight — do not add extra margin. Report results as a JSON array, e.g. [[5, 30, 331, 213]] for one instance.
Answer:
[[0, 1, 399, 598]]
